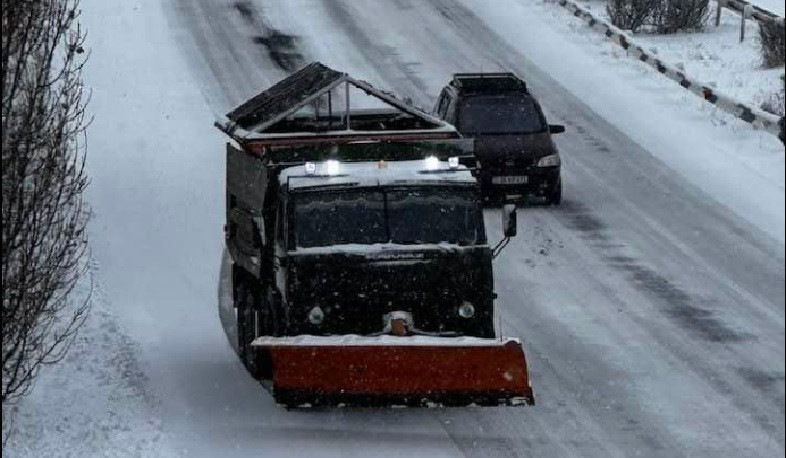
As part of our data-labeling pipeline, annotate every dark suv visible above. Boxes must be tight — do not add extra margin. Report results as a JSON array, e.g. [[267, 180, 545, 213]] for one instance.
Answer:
[[434, 72, 565, 205]]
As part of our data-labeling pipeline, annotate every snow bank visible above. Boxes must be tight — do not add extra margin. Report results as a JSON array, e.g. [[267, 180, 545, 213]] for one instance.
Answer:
[[3, 279, 172, 457]]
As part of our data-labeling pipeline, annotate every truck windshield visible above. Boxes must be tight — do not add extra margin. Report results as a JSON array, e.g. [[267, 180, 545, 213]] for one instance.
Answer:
[[293, 188, 484, 248], [386, 189, 483, 245], [458, 95, 545, 134], [294, 191, 387, 247]]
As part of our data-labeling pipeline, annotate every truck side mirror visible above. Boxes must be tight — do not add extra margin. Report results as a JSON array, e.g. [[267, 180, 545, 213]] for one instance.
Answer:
[[503, 204, 517, 238], [549, 124, 566, 134], [493, 204, 517, 259]]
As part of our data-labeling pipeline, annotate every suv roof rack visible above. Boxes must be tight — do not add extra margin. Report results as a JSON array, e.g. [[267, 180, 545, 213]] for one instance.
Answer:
[[449, 72, 528, 94]]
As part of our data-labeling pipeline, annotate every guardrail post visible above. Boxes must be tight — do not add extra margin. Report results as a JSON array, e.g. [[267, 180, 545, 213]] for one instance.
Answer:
[[740, 4, 753, 42], [715, 0, 727, 27]]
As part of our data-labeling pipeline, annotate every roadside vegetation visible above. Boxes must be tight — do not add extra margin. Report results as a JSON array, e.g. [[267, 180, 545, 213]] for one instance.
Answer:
[[2, 0, 91, 441]]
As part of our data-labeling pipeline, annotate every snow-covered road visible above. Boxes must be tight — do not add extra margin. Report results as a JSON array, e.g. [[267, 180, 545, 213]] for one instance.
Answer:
[[8, 0, 783, 456]]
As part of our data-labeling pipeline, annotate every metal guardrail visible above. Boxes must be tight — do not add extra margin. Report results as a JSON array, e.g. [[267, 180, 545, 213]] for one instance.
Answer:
[[553, 0, 783, 140], [720, 0, 783, 24], [714, 0, 784, 42]]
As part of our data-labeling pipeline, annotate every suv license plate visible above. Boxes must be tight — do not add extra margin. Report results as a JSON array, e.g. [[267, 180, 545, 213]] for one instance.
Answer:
[[492, 176, 528, 185]]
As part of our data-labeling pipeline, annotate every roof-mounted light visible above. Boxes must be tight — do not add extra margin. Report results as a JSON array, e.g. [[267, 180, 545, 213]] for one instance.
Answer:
[[326, 159, 340, 175], [424, 156, 440, 171], [448, 156, 459, 169], [304, 161, 317, 175]]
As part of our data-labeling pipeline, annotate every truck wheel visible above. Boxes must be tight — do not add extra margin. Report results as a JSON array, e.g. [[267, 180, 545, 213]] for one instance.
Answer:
[[236, 276, 260, 378], [262, 288, 281, 337]]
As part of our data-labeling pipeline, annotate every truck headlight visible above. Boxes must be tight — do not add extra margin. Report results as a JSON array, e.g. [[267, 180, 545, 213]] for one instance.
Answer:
[[325, 159, 340, 175], [537, 154, 560, 168], [458, 301, 475, 319], [424, 155, 440, 171], [308, 306, 325, 325]]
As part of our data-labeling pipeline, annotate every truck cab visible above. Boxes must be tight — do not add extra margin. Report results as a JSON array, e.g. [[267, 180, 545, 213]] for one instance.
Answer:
[[226, 151, 511, 367], [273, 158, 495, 338], [216, 62, 534, 407], [434, 72, 565, 205]]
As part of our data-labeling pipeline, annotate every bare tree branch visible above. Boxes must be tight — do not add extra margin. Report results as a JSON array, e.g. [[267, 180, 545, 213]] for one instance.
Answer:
[[2, 0, 92, 406]]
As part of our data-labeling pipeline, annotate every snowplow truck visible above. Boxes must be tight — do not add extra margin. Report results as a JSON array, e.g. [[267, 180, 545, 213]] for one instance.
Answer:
[[216, 62, 534, 408]]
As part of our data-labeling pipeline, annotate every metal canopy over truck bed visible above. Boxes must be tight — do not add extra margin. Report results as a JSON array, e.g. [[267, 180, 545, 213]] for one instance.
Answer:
[[214, 61, 468, 156]]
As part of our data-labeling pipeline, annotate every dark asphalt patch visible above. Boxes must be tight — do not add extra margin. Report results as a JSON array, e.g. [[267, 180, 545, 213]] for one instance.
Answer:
[[560, 202, 751, 343], [737, 367, 786, 398], [325, 0, 429, 104], [560, 201, 608, 240], [233, 1, 254, 21], [233, 1, 304, 72], [606, 256, 753, 343], [251, 32, 304, 72]]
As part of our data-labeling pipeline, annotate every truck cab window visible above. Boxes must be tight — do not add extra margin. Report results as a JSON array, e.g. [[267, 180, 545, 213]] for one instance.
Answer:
[[387, 188, 484, 245], [294, 191, 386, 248]]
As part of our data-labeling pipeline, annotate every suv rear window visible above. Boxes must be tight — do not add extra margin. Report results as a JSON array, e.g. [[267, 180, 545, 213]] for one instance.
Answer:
[[458, 95, 545, 134]]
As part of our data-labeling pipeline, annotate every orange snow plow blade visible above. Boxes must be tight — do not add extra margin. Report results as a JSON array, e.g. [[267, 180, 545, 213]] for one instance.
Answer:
[[252, 335, 534, 408]]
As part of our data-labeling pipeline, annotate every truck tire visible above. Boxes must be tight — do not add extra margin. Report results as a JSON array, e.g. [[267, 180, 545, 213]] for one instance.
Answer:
[[235, 275, 261, 378], [261, 287, 281, 337]]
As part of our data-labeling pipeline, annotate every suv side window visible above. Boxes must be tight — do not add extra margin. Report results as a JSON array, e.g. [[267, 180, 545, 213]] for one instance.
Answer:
[[444, 93, 457, 124], [435, 90, 448, 118], [532, 99, 549, 128]]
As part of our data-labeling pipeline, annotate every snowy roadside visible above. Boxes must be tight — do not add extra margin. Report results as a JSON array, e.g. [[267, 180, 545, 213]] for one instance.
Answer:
[[738, 0, 785, 16], [459, 0, 784, 245], [3, 267, 173, 458], [575, 0, 785, 116], [5, 0, 224, 454]]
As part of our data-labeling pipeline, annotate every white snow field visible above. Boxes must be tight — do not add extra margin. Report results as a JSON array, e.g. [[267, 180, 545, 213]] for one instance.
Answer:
[[748, 0, 785, 15], [574, 0, 785, 115], [6, 0, 784, 457]]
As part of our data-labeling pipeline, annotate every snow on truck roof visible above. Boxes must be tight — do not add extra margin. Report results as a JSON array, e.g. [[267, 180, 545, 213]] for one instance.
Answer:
[[279, 158, 476, 190]]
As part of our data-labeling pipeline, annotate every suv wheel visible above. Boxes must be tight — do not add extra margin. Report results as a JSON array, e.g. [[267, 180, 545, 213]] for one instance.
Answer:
[[546, 177, 562, 206]]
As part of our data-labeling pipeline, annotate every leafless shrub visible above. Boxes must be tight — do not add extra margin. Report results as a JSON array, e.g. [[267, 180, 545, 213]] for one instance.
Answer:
[[607, 0, 660, 32], [606, 0, 710, 34], [761, 74, 785, 117], [759, 19, 785, 68], [2, 0, 91, 407], [654, 0, 710, 34]]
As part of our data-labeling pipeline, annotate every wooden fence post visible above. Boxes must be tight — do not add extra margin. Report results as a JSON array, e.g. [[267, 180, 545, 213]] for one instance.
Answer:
[[740, 4, 753, 42], [716, 0, 727, 27]]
